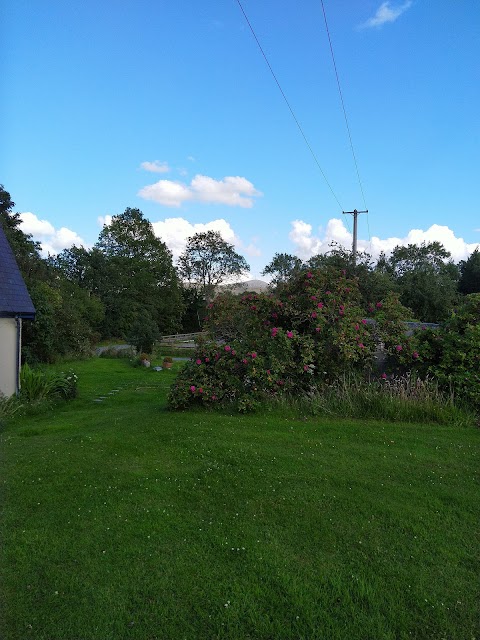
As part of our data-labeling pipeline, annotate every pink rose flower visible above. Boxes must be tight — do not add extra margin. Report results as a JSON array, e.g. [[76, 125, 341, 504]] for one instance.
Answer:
[[224, 345, 231, 352], [315, 327, 321, 332], [205, 357, 210, 362], [376, 302, 383, 309], [306, 272, 313, 279], [287, 331, 293, 338], [198, 388, 203, 394], [381, 373, 387, 380], [196, 359, 202, 365], [396, 345, 402, 352], [251, 352, 257, 359], [311, 312, 317, 319], [317, 302, 324, 309], [190, 386, 196, 392], [242, 358, 247, 364], [359, 343, 365, 349], [412, 351, 419, 359]]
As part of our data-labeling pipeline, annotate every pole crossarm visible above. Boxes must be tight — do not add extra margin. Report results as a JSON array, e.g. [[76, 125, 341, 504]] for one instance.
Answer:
[[342, 209, 368, 261]]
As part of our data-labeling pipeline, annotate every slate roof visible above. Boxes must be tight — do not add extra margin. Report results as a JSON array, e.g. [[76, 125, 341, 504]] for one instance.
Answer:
[[0, 224, 36, 319]]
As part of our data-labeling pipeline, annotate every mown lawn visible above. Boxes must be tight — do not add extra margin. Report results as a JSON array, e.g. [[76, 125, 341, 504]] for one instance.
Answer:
[[1, 358, 479, 640]]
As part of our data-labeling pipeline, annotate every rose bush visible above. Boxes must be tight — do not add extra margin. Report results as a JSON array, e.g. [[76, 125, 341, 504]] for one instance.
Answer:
[[168, 267, 419, 411]]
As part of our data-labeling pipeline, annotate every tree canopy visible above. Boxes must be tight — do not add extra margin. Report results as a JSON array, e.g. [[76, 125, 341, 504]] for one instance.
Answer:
[[261, 252, 303, 286], [458, 248, 480, 295], [177, 230, 249, 298]]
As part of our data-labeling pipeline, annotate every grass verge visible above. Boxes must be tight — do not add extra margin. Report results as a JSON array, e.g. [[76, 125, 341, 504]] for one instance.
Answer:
[[1, 358, 479, 639]]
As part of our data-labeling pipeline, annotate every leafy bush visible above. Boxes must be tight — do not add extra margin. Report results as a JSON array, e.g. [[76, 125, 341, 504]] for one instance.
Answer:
[[126, 310, 159, 354], [413, 293, 480, 409], [169, 268, 418, 411], [20, 364, 78, 403]]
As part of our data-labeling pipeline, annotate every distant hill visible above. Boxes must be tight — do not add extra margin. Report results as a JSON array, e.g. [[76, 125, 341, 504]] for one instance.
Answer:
[[220, 279, 269, 294]]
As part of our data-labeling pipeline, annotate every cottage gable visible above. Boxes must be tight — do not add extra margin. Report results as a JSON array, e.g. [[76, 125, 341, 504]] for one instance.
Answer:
[[0, 225, 36, 318]]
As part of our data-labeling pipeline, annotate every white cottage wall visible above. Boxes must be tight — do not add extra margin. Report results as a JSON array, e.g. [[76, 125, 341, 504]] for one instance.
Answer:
[[0, 317, 20, 397]]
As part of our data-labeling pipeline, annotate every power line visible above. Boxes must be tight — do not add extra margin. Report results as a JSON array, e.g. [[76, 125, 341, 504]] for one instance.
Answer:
[[320, 0, 368, 215], [235, 0, 344, 212]]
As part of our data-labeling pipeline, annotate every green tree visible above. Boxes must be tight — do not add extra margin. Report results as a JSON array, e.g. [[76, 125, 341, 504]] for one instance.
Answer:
[[177, 231, 249, 300], [0, 185, 45, 280], [1, 185, 104, 362], [382, 242, 459, 322], [458, 248, 480, 295], [126, 309, 160, 354], [261, 253, 303, 287], [94, 208, 183, 339]]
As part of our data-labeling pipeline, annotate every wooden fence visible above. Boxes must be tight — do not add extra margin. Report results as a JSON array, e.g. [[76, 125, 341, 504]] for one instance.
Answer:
[[158, 332, 205, 347]]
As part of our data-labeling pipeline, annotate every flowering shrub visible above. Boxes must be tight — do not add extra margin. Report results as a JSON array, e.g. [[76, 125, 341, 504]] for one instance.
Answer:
[[412, 293, 480, 408], [169, 267, 415, 411], [373, 292, 423, 371]]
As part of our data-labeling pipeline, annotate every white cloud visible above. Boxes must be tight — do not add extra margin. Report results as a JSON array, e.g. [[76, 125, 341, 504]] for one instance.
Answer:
[[138, 174, 262, 208], [242, 243, 262, 258], [97, 215, 113, 228], [153, 217, 237, 260], [18, 212, 55, 236], [289, 218, 479, 263], [359, 1, 412, 29], [140, 160, 170, 173], [19, 212, 86, 255]]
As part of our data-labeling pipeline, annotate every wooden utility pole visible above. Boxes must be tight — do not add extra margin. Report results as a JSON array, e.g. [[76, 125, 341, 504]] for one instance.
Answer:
[[342, 209, 368, 262]]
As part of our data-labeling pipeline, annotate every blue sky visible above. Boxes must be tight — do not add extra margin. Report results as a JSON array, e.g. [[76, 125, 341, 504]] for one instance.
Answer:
[[2, 1, 479, 277]]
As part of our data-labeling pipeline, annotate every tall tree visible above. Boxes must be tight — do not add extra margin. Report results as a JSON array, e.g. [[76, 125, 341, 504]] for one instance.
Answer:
[[383, 242, 459, 322], [0, 185, 44, 279], [458, 248, 480, 295], [1, 185, 105, 362], [177, 231, 249, 300], [94, 208, 183, 338], [261, 252, 303, 287]]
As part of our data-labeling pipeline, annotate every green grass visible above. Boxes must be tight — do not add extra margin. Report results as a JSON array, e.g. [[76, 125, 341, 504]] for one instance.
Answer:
[[1, 359, 479, 640]]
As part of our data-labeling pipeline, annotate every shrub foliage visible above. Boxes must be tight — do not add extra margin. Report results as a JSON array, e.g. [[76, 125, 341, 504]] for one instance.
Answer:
[[168, 268, 421, 411], [413, 293, 480, 408]]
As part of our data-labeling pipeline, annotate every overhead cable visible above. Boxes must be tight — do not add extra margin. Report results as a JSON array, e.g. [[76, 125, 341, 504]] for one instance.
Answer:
[[236, 0, 344, 212], [320, 1, 368, 213]]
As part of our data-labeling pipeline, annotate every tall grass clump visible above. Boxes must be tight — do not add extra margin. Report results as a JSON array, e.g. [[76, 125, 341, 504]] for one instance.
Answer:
[[19, 364, 78, 403], [278, 373, 475, 426], [0, 395, 22, 426]]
